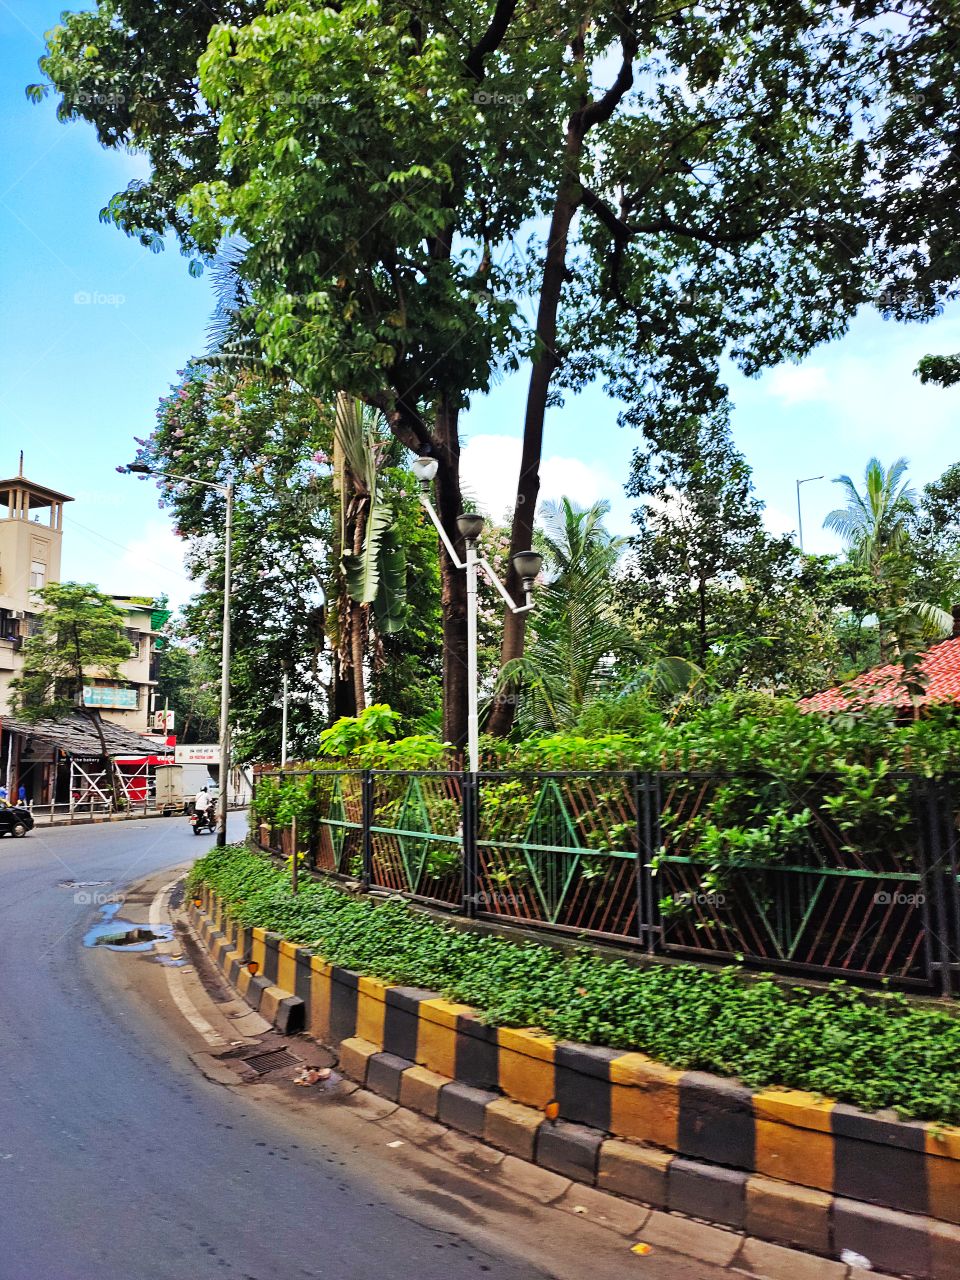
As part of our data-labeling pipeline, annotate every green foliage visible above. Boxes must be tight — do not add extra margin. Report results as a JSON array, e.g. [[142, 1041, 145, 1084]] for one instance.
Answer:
[[190, 844, 960, 1122], [623, 409, 836, 692], [316, 705, 401, 758], [497, 499, 635, 731], [10, 582, 132, 718], [151, 637, 220, 743]]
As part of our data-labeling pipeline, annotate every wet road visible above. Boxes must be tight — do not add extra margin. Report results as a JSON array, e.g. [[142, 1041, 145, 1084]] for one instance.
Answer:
[[0, 818, 723, 1280]]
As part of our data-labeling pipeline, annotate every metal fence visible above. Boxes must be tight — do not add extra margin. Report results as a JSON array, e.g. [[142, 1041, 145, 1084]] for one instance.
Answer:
[[251, 767, 960, 996]]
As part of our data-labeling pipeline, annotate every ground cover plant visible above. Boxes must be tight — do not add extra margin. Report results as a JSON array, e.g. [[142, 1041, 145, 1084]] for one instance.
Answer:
[[189, 843, 960, 1124]]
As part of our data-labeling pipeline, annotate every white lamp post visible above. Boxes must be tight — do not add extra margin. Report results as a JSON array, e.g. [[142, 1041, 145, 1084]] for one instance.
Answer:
[[410, 457, 542, 773], [126, 463, 234, 846]]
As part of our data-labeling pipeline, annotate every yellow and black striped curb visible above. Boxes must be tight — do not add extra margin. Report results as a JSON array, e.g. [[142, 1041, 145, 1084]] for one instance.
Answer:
[[190, 887, 960, 1279]]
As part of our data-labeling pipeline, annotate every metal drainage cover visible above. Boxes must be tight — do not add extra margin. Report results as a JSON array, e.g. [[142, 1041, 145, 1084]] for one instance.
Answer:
[[241, 1048, 300, 1076]]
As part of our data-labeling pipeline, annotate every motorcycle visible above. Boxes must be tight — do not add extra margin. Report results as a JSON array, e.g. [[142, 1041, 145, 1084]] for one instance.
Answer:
[[190, 807, 216, 836]]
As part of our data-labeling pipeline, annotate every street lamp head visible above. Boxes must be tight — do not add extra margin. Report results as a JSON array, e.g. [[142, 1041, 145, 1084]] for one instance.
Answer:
[[126, 462, 152, 475], [512, 550, 543, 591], [411, 456, 439, 492], [456, 512, 485, 543]]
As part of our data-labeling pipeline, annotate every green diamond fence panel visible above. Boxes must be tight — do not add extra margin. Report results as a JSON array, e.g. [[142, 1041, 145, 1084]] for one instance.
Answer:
[[368, 771, 463, 908], [653, 772, 942, 989], [474, 773, 643, 942]]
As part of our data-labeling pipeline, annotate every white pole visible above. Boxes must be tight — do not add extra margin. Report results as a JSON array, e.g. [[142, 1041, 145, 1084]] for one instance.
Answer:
[[216, 479, 233, 847], [280, 671, 289, 767], [465, 539, 479, 774]]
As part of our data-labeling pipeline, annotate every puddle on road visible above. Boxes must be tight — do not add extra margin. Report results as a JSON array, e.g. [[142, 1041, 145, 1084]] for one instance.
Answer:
[[82, 901, 174, 952]]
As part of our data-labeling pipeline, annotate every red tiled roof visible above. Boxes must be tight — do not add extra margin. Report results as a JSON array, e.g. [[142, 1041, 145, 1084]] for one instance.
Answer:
[[799, 636, 960, 713]]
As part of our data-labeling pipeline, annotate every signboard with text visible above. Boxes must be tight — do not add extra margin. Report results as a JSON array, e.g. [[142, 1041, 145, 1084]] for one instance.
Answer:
[[83, 686, 138, 710], [174, 743, 219, 765]]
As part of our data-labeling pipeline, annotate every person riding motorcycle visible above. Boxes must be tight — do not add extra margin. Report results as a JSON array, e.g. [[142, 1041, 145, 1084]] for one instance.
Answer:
[[191, 786, 215, 834]]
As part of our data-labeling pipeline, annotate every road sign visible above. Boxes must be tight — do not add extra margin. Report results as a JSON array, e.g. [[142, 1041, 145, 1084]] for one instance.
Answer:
[[174, 743, 219, 764]]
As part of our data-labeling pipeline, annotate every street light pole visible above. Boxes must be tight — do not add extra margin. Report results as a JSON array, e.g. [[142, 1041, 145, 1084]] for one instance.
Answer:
[[796, 474, 825, 553], [464, 535, 480, 774], [216, 478, 233, 846], [125, 462, 233, 845], [410, 458, 541, 774]]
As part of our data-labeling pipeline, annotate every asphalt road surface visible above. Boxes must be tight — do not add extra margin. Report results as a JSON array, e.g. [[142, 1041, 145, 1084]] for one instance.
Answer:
[[0, 817, 729, 1280]]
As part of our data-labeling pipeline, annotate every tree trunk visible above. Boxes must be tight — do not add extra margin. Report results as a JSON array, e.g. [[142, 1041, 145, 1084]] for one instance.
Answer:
[[84, 709, 121, 808], [331, 664, 356, 719], [486, 173, 582, 736], [697, 578, 708, 667], [433, 394, 468, 751], [486, 25, 636, 737]]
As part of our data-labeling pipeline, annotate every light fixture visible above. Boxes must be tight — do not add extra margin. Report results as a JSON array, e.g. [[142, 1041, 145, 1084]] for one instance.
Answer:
[[411, 456, 438, 492], [246, 959, 259, 976], [456, 512, 485, 543], [126, 462, 151, 474], [512, 550, 543, 590]]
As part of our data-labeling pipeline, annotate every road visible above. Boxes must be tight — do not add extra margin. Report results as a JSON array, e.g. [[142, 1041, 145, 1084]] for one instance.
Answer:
[[0, 817, 729, 1280]]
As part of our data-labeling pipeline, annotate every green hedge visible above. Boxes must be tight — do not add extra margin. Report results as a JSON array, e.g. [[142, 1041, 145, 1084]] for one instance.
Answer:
[[189, 843, 960, 1124]]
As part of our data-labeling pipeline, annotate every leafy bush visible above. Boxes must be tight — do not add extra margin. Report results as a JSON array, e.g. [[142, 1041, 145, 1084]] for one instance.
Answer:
[[189, 844, 960, 1124]]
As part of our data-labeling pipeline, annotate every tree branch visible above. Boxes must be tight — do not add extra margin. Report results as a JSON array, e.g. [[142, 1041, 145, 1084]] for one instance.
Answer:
[[463, 0, 519, 82]]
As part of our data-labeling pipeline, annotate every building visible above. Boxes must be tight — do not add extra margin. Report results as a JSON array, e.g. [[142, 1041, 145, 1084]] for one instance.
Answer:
[[799, 615, 960, 716], [0, 468, 158, 732], [0, 464, 166, 806]]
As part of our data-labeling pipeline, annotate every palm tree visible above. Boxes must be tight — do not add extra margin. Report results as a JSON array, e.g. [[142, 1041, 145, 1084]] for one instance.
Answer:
[[495, 499, 633, 731], [824, 458, 950, 658], [824, 457, 916, 577]]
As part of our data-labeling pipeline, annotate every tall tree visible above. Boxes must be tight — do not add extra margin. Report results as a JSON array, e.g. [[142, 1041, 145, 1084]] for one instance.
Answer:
[[9, 583, 132, 804], [622, 411, 831, 688], [32, 0, 960, 740], [824, 457, 916, 579], [824, 458, 954, 660]]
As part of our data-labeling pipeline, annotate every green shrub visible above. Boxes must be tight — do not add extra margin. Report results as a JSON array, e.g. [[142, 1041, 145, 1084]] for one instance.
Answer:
[[189, 844, 960, 1124]]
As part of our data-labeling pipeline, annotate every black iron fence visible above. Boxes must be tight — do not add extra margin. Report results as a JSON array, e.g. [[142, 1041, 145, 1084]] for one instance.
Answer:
[[251, 767, 960, 996]]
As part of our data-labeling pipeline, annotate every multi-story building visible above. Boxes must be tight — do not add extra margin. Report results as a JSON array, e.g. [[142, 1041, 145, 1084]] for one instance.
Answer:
[[0, 468, 158, 733]]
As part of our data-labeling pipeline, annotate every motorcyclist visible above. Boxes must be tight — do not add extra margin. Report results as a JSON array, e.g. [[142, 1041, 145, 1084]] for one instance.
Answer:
[[193, 786, 213, 830]]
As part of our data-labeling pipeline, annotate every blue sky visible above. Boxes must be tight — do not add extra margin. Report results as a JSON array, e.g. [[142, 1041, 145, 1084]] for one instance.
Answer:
[[2, 0, 959, 610]]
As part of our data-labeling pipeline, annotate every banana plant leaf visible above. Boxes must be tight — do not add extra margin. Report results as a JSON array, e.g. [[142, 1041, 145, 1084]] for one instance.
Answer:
[[373, 526, 407, 634], [342, 501, 392, 604]]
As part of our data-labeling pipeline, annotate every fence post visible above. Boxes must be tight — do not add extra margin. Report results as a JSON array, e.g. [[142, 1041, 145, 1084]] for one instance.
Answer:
[[307, 771, 319, 872], [923, 778, 957, 997], [462, 771, 478, 919], [291, 815, 299, 895], [361, 769, 374, 890], [635, 771, 658, 955]]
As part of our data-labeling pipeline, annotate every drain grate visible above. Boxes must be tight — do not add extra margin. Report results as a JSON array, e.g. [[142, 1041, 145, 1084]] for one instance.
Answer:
[[241, 1048, 300, 1076]]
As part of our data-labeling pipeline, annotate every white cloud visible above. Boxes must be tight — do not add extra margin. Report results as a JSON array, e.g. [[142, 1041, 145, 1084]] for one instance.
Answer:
[[106, 519, 192, 608], [460, 433, 633, 534], [765, 365, 830, 404]]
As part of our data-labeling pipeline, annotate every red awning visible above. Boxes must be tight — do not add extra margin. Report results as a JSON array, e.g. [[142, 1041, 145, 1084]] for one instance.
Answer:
[[113, 755, 174, 767]]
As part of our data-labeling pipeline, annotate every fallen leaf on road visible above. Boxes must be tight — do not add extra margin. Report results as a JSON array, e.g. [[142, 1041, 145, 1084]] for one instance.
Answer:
[[630, 1243, 652, 1256]]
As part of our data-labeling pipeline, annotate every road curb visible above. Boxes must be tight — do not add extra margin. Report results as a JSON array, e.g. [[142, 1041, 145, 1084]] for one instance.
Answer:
[[189, 886, 960, 1279]]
